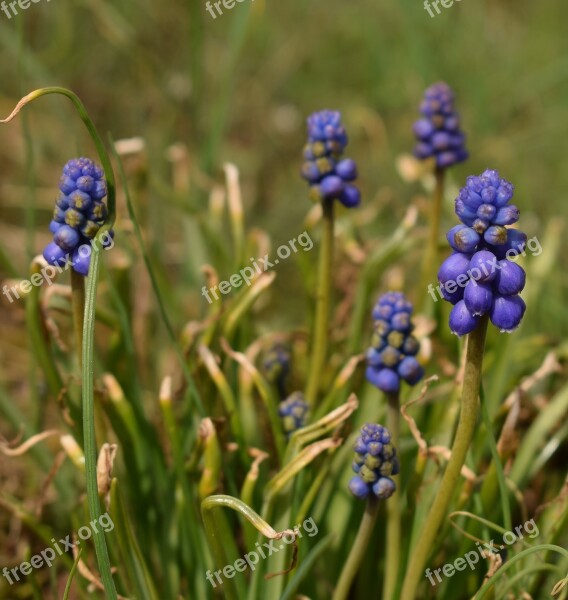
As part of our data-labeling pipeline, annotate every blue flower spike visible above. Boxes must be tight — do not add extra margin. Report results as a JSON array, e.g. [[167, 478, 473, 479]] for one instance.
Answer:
[[366, 292, 424, 393], [263, 343, 292, 399], [278, 392, 309, 436], [42, 158, 113, 276], [439, 170, 527, 335], [301, 110, 361, 208], [349, 423, 399, 500], [413, 82, 468, 169]]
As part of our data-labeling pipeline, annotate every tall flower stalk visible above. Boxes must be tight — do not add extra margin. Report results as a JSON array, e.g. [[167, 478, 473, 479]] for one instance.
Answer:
[[413, 82, 468, 308], [401, 169, 527, 599], [383, 391, 401, 600], [364, 292, 425, 599], [400, 315, 488, 599], [301, 110, 361, 405], [333, 496, 380, 600], [334, 423, 399, 600], [419, 167, 445, 305], [306, 196, 335, 404], [1, 88, 118, 600]]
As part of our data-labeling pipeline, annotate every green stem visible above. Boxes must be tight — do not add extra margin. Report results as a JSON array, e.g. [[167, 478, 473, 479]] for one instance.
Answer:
[[83, 247, 118, 599], [332, 497, 380, 600], [70, 270, 85, 370], [1, 87, 118, 599], [305, 198, 334, 406], [419, 168, 445, 312], [400, 315, 488, 600], [383, 391, 401, 600]]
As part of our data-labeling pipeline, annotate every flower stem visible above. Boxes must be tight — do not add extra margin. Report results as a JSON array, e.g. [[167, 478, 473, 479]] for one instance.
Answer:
[[333, 496, 380, 600], [400, 314, 488, 600], [383, 391, 401, 600], [419, 168, 445, 311], [83, 247, 118, 600], [305, 198, 334, 406], [1, 86, 118, 600], [70, 270, 85, 370]]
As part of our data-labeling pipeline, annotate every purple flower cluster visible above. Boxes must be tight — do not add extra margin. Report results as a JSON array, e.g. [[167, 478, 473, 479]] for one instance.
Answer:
[[439, 170, 527, 335], [301, 110, 361, 208], [348, 423, 399, 500], [365, 292, 424, 393], [263, 343, 291, 399], [278, 392, 309, 435], [413, 82, 468, 169], [43, 158, 113, 276]]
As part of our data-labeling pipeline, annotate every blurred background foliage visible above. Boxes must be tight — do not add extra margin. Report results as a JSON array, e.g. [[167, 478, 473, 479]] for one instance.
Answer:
[[1, 0, 567, 326]]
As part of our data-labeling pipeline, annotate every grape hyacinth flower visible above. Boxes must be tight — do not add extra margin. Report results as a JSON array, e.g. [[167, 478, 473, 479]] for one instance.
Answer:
[[42, 157, 113, 276], [301, 110, 361, 208], [413, 82, 468, 169], [438, 170, 527, 335], [278, 392, 309, 435], [303, 111, 359, 406], [402, 174, 526, 600], [365, 293, 419, 597], [263, 343, 291, 399], [365, 292, 424, 394], [348, 423, 399, 500], [336, 423, 400, 598], [414, 83, 468, 312]]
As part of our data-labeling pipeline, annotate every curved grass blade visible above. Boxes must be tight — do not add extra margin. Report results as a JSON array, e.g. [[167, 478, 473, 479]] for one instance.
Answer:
[[62, 548, 82, 600], [474, 544, 568, 599]]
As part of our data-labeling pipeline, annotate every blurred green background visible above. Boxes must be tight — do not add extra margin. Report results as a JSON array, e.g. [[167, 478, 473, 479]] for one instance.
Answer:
[[1, 0, 567, 332]]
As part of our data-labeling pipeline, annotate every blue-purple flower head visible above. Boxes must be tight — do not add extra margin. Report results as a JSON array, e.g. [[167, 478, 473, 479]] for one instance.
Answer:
[[278, 392, 309, 435], [438, 170, 527, 336], [365, 292, 424, 394], [413, 82, 468, 169], [452, 170, 520, 250], [43, 158, 113, 276], [263, 343, 291, 399], [348, 423, 399, 500], [301, 110, 361, 208]]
